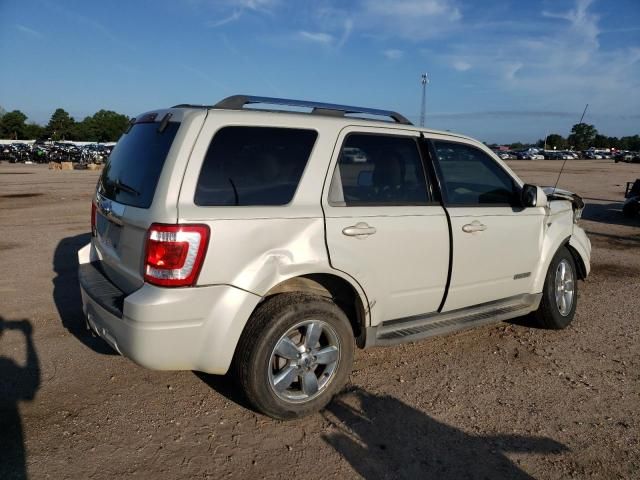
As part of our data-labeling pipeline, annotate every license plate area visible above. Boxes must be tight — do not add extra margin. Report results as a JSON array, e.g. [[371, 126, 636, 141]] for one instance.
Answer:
[[96, 212, 122, 250]]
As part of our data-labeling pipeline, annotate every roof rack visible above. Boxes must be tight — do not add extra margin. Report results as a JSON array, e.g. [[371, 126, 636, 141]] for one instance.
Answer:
[[211, 95, 413, 125]]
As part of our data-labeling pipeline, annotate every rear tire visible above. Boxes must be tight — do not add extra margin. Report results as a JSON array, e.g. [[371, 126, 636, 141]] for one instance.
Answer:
[[533, 247, 578, 329], [233, 293, 354, 420]]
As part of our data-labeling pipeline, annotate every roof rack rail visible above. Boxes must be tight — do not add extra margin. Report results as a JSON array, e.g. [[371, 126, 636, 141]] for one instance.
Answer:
[[212, 95, 412, 125]]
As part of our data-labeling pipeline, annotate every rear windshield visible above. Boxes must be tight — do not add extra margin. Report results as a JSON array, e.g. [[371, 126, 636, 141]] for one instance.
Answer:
[[98, 122, 180, 209], [194, 126, 317, 206]]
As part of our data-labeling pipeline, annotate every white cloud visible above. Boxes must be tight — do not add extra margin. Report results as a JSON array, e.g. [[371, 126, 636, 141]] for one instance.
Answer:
[[298, 31, 334, 45], [206, 11, 242, 28], [436, 0, 640, 115], [452, 60, 471, 71], [359, 0, 462, 39], [16, 24, 43, 38], [338, 19, 353, 48], [383, 49, 404, 60], [232, 0, 279, 11]]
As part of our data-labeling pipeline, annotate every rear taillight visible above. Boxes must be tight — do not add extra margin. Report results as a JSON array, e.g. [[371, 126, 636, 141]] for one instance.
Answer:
[[143, 224, 210, 287], [91, 202, 97, 237]]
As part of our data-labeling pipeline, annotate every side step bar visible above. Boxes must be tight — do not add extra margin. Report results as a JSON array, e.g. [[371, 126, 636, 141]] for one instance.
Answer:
[[366, 293, 542, 347]]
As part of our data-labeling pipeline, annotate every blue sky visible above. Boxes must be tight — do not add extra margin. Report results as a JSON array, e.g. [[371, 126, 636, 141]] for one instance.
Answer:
[[1, 0, 638, 143]]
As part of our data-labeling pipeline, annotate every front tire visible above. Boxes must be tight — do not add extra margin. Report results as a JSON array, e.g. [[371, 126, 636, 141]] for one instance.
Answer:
[[533, 247, 578, 329], [233, 293, 354, 420]]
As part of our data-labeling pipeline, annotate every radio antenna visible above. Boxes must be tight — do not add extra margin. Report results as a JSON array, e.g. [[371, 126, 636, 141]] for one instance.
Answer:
[[553, 103, 588, 193]]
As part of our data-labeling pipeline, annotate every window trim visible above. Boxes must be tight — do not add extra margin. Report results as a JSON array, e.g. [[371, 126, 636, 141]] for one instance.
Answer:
[[426, 138, 523, 208], [192, 125, 319, 208], [327, 131, 437, 208]]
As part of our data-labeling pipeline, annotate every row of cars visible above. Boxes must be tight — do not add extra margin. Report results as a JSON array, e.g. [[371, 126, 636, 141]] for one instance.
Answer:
[[495, 150, 578, 160], [494, 149, 640, 162], [0, 141, 114, 164], [614, 151, 640, 163]]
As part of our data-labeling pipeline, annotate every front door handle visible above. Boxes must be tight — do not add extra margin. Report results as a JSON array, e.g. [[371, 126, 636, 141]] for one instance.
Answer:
[[462, 221, 487, 233], [342, 222, 377, 237]]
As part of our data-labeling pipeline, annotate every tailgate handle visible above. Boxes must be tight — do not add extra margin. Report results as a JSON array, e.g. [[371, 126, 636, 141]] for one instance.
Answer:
[[462, 221, 487, 233], [342, 223, 377, 237]]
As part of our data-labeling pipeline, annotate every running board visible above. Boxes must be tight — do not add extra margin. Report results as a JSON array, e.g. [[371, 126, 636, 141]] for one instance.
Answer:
[[366, 293, 542, 347]]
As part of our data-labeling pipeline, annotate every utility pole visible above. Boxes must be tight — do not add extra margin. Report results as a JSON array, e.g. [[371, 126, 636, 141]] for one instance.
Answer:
[[420, 73, 429, 127]]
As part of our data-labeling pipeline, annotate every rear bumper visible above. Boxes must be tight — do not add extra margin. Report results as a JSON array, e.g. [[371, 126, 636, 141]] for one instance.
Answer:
[[78, 244, 261, 374]]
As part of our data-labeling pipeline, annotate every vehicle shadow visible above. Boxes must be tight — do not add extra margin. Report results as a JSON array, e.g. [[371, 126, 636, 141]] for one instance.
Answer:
[[193, 371, 256, 412], [52, 233, 114, 355], [323, 387, 568, 479], [581, 201, 640, 227], [0, 316, 40, 480]]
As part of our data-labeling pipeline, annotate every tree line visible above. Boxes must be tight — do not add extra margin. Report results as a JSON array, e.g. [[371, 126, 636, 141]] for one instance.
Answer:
[[0, 106, 130, 142], [496, 123, 640, 152]]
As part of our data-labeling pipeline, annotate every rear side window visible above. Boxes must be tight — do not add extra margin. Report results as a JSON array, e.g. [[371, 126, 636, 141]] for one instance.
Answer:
[[194, 127, 317, 206], [328, 134, 429, 206], [98, 122, 180, 209]]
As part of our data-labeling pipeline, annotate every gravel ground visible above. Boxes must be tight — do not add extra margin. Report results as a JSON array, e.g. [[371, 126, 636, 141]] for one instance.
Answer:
[[0, 159, 639, 479]]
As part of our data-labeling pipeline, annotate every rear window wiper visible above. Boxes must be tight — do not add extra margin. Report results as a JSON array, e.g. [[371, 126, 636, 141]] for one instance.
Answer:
[[114, 178, 140, 196]]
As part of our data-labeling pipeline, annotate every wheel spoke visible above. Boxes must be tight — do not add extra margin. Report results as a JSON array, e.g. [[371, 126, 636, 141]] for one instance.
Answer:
[[314, 345, 338, 365], [558, 294, 566, 313], [301, 370, 319, 396], [559, 261, 566, 282], [304, 321, 322, 349], [275, 336, 300, 360], [565, 281, 574, 294], [273, 365, 298, 392]]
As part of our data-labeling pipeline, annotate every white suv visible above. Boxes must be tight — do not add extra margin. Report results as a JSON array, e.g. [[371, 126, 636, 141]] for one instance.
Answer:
[[78, 95, 591, 419]]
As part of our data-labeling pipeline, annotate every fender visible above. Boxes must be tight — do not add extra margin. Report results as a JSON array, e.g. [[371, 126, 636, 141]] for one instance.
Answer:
[[531, 202, 574, 293], [568, 226, 591, 278]]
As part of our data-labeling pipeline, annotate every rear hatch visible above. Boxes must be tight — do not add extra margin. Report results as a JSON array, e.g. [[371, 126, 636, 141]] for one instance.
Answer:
[[92, 109, 205, 294]]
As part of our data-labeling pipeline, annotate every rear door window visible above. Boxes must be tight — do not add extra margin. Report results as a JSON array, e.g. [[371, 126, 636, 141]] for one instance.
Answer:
[[328, 133, 429, 206], [98, 122, 180, 209], [194, 127, 317, 206]]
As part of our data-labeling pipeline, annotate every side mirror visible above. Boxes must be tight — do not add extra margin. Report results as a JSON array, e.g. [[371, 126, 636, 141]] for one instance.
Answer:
[[521, 184, 547, 208]]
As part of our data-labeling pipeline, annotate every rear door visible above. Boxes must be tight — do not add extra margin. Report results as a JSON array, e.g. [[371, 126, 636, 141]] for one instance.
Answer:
[[428, 138, 545, 311], [93, 110, 205, 293], [323, 127, 450, 326]]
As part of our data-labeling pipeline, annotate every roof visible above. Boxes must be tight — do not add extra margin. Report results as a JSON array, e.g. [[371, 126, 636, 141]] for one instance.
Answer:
[[170, 94, 476, 143]]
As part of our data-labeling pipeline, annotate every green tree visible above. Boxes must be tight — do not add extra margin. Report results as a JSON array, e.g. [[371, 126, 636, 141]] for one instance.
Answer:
[[620, 135, 640, 151], [72, 116, 97, 141], [23, 123, 46, 140], [545, 134, 566, 149], [90, 110, 129, 142], [509, 141, 524, 150], [0, 110, 28, 139], [607, 136, 621, 149], [592, 134, 610, 148], [567, 123, 597, 150], [46, 108, 75, 140]]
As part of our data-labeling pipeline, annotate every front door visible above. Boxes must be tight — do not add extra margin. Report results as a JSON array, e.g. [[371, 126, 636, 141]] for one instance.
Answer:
[[428, 138, 545, 311]]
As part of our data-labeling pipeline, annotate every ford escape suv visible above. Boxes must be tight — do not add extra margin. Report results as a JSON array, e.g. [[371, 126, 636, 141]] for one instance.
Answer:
[[78, 95, 591, 419]]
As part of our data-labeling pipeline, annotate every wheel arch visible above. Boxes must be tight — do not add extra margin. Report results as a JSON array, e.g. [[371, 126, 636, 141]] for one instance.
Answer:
[[566, 242, 587, 280], [262, 273, 369, 348]]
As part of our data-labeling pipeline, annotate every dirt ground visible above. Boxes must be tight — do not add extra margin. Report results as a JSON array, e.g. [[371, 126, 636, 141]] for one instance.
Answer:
[[0, 159, 639, 479]]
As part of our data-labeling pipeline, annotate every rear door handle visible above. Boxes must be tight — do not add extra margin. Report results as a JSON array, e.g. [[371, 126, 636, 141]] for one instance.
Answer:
[[342, 222, 377, 237], [462, 221, 487, 233]]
